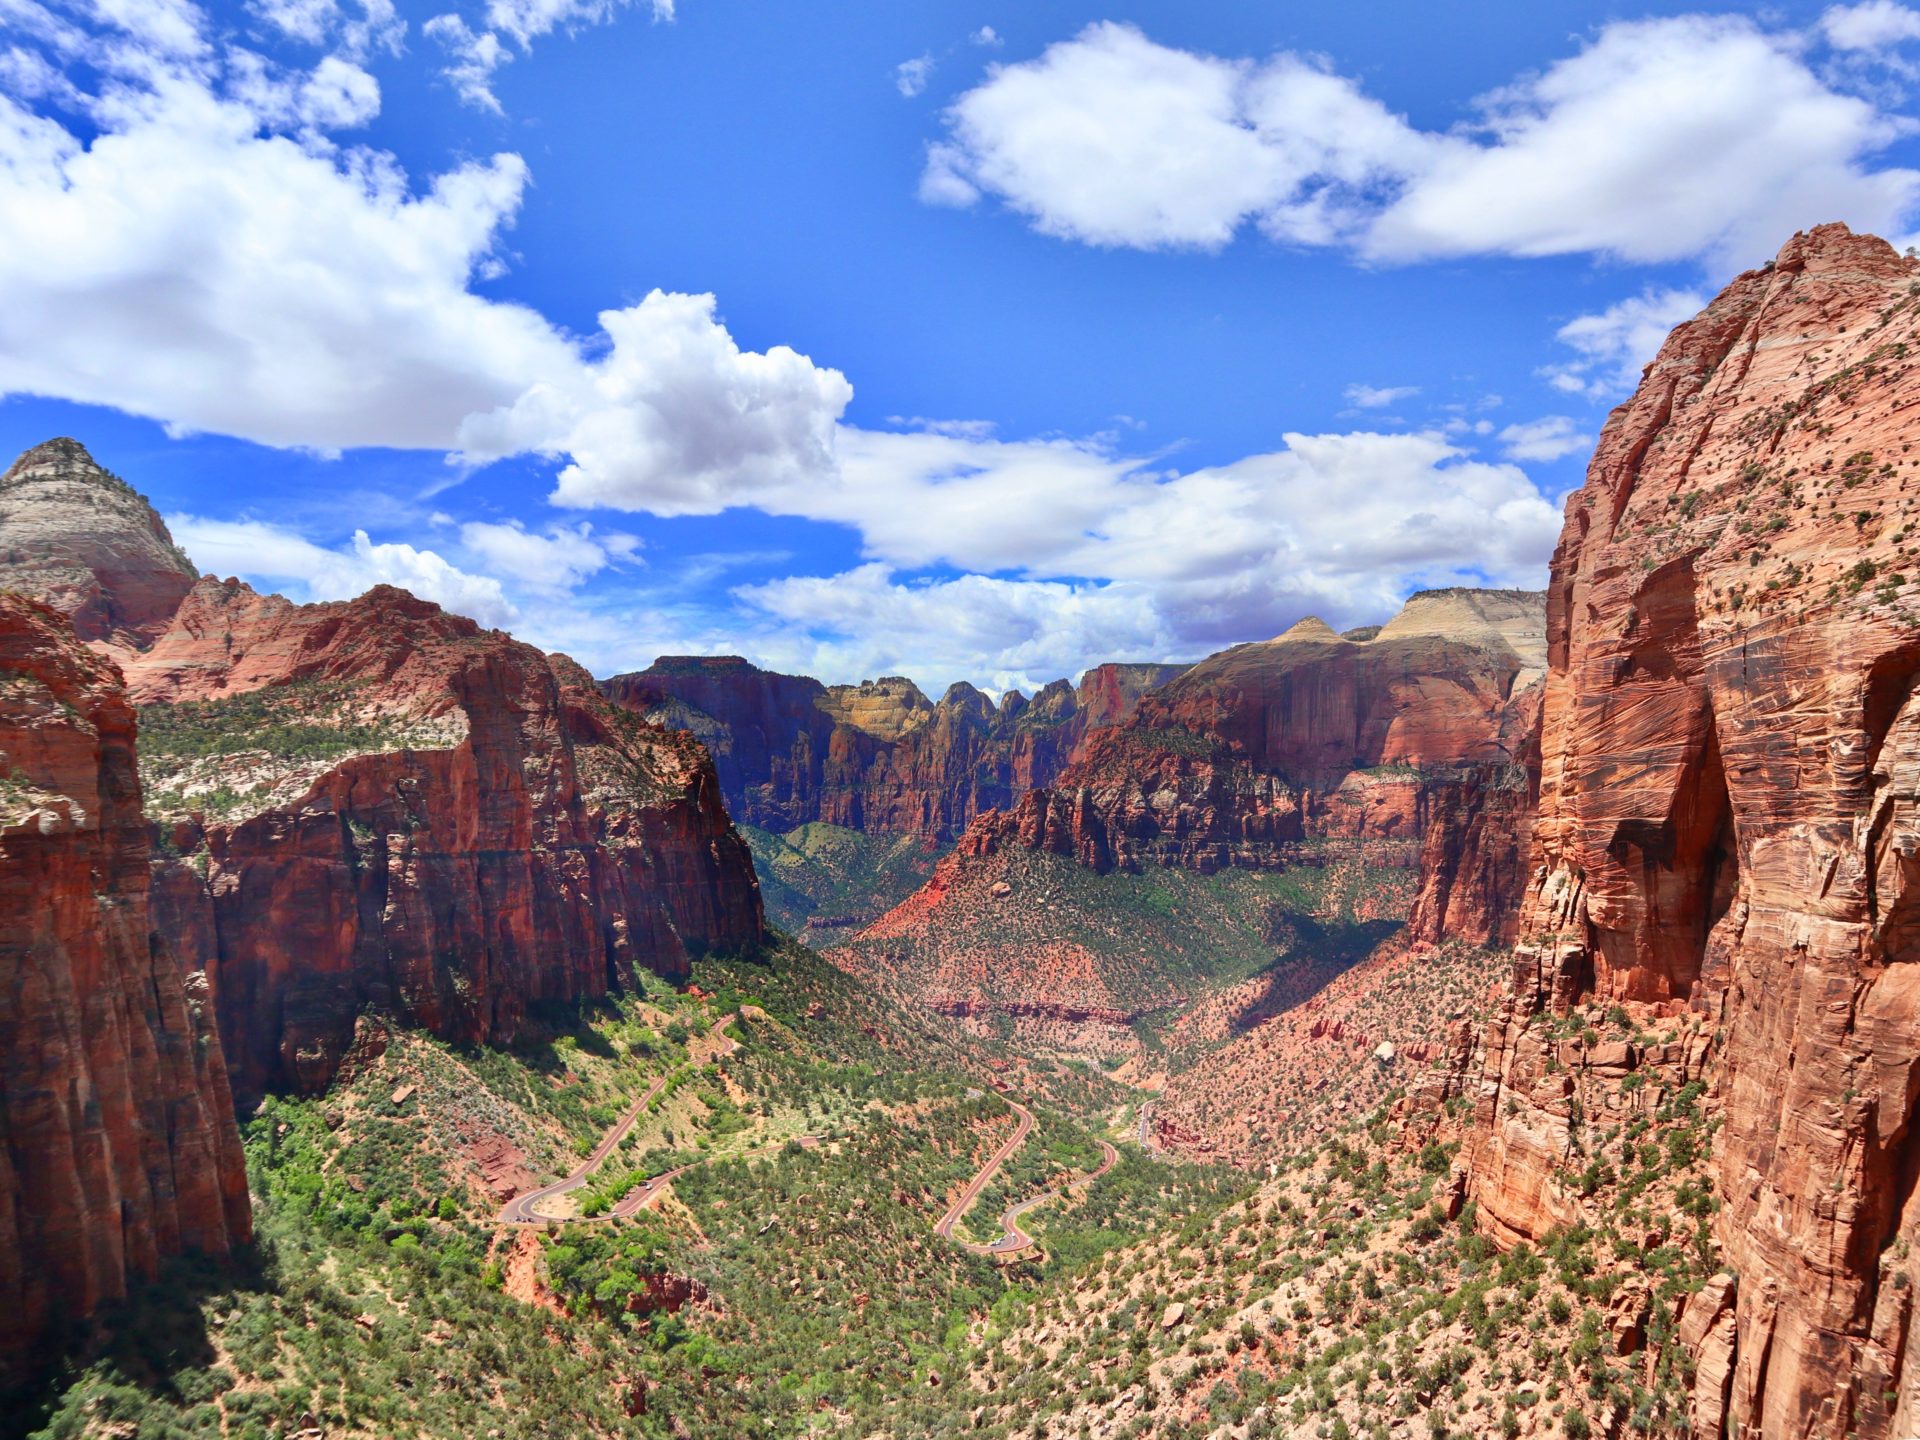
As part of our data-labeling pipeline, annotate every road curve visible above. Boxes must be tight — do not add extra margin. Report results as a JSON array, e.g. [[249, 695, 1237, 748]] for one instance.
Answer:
[[935, 1091, 1120, 1256], [970, 1139, 1120, 1256], [498, 1014, 738, 1226], [933, 1097, 1034, 1241]]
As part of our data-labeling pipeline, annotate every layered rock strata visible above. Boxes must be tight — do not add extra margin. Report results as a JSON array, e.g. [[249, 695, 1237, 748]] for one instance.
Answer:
[[123, 577, 764, 1099], [0, 438, 196, 652], [1451, 224, 1920, 1439], [0, 594, 250, 1379], [604, 656, 1186, 839]]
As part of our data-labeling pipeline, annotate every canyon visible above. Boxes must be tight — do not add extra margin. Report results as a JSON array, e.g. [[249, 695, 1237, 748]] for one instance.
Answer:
[[605, 653, 1186, 839], [825, 586, 1544, 1056], [11, 224, 1920, 1440], [0, 438, 768, 1376]]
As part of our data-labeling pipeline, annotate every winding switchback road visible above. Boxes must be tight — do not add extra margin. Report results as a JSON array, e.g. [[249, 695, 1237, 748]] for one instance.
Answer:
[[969, 1139, 1119, 1256], [933, 1097, 1035, 1243], [498, 1013, 739, 1226], [935, 1096, 1119, 1257]]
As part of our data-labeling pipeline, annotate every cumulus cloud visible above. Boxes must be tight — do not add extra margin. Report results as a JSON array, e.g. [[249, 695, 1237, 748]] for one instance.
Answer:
[[1823, 1, 1920, 50], [457, 518, 639, 593], [970, 26, 1002, 48], [923, 16, 1920, 268], [169, 515, 519, 628], [0, 10, 851, 498], [455, 290, 852, 516], [723, 425, 1564, 691], [600, 424, 1564, 686], [736, 564, 1172, 695], [1545, 287, 1709, 396], [920, 23, 1431, 249], [1497, 416, 1592, 462]]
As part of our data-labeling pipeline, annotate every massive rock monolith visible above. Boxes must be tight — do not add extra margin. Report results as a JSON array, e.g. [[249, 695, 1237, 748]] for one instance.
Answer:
[[0, 593, 249, 1381], [1456, 223, 1920, 1440]]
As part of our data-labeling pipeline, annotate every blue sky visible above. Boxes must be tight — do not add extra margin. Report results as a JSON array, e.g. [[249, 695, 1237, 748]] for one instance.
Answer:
[[5, 0, 1920, 690]]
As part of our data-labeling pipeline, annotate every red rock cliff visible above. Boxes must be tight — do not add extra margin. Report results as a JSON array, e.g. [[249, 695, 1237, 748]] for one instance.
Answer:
[[0, 594, 249, 1381], [603, 656, 1187, 839], [1457, 224, 1920, 1439], [125, 578, 765, 1099], [944, 588, 1544, 887]]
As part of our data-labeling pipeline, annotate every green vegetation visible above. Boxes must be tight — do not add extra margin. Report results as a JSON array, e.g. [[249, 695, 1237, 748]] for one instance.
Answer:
[[24, 940, 1249, 1439], [136, 680, 456, 820], [742, 821, 949, 946]]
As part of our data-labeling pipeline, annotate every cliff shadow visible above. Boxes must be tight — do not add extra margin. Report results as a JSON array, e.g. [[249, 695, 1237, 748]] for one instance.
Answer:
[[3, 1243, 273, 1440], [1227, 917, 1404, 1037]]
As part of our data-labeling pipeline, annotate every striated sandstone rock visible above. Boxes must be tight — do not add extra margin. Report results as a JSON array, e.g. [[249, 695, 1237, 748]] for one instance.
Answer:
[[124, 577, 764, 1098], [1454, 224, 1920, 1439], [0, 438, 197, 652], [839, 590, 1542, 1052], [604, 655, 1187, 840], [926, 587, 1544, 880], [0, 594, 248, 1381]]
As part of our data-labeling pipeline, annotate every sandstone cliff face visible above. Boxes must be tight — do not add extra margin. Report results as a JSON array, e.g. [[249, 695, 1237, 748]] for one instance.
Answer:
[[603, 656, 1186, 840], [124, 578, 764, 1099], [939, 587, 1544, 881], [0, 594, 249, 1380], [836, 591, 1544, 1048], [1453, 224, 1920, 1440], [0, 438, 197, 652]]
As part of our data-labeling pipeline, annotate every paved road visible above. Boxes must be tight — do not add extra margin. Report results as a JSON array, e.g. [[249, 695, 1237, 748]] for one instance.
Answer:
[[971, 1139, 1120, 1255], [498, 1014, 738, 1226], [933, 1097, 1035, 1242], [935, 1094, 1120, 1257], [500, 1020, 1116, 1252]]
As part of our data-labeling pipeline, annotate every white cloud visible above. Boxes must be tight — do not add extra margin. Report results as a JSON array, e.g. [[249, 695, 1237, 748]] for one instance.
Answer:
[[721, 425, 1564, 691], [250, 0, 338, 45], [1545, 286, 1709, 397], [1824, 0, 1920, 50], [456, 290, 852, 516], [1497, 415, 1592, 462], [426, 0, 672, 111], [0, 68, 571, 450], [735, 564, 1172, 695], [458, 517, 639, 593], [249, 0, 404, 57], [896, 53, 933, 98], [970, 25, 1001, 48], [0, 16, 851, 504], [919, 22, 1430, 250], [1344, 383, 1418, 408], [922, 16, 1920, 269], [169, 515, 519, 628]]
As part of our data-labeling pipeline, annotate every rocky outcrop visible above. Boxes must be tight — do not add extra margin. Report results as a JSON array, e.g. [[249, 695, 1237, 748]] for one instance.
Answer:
[[603, 656, 1186, 839], [834, 592, 1543, 1048], [0, 438, 197, 652], [125, 578, 764, 1099], [0, 594, 249, 1381], [937, 587, 1545, 877], [1452, 224, 1920, 1439]]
